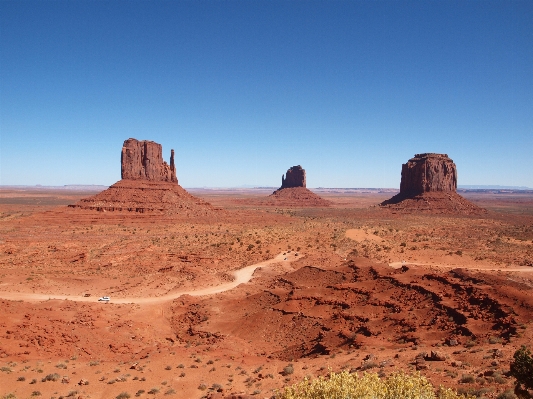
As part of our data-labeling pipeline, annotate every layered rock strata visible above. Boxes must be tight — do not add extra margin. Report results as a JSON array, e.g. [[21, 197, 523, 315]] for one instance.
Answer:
[[381, 153, 485, 214]]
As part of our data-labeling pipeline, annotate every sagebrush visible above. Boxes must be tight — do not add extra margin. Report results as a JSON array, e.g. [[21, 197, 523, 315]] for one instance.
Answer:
[[275, 370, 474, 399]]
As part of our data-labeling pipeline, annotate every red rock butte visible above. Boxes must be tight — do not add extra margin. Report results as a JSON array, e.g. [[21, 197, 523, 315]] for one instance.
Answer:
[[267, 165, 330, 207], [381, 153, 485, 214], [121, 138, 177, 182], [281, 165, 306, 189], [70, 138, 218, 216]]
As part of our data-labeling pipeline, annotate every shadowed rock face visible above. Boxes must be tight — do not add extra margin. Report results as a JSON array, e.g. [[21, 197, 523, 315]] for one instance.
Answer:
[[400, 153, 457, 196], [121, 138, 177, 183], [281, 165, 306, 189]]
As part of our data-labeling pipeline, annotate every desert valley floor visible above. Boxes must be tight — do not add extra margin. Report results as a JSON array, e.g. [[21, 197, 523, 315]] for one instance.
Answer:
[[0, 187, 532, 399]]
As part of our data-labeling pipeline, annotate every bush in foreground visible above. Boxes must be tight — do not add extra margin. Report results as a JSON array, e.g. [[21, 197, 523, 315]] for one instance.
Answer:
[[510, 345, 533, 391], [275, 370, 474, 399]]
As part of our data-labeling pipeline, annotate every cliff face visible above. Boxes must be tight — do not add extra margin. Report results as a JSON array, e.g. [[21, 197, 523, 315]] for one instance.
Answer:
[[121, 138, 177, 183], [281, 165, 306, 189], [400, 153, 457, 196]]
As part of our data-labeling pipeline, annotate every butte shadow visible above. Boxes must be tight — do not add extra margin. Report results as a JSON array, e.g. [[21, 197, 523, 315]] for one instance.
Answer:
[[380, 153, 486, 215], [69, 138, 220, 217]]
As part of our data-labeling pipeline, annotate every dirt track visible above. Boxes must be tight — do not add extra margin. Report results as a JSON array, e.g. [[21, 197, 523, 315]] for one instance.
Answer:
[[0, 252, 300, 304]]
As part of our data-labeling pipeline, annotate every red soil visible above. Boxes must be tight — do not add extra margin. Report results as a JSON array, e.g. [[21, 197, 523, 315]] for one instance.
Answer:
[[0, 188, 532, 399]]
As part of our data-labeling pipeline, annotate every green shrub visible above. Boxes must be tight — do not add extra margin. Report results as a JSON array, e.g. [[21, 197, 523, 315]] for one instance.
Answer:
[[275, 370, 474, 399], [510, 345, 533, 390]]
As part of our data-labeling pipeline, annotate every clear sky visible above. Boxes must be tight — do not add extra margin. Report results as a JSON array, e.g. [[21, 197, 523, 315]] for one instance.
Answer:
[[1, 0, 532, 188]]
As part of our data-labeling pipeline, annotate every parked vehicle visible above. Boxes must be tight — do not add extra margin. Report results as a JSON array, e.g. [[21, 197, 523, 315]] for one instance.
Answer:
[[98, 296, 110, 302]]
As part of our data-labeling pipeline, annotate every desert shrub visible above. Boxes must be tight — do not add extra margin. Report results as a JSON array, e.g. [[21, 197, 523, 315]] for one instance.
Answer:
[[360, 361, 379, 371], [460, 374, 475, 384], [164, 388, 176, 395], [116, 393, 131, 399], [283, 364, 294, 376], [496, 390, 517, 399], [17, 376, 25, 381], [147, 387, 159, 394], [275, 371, 474, 399], [42, 373, 61, 382], [457, 387, 491, 397], [489, 336, 502, 344], [2, 394, 17, 399], [197, 383, 207, 390], [509, 345, 533, 390], [31, 393, 41, 397]]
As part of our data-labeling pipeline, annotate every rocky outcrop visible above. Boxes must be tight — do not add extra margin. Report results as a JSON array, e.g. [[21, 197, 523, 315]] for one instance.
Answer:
[[281, 165, 306, 189], [121, 138, 177, 183], [70, 138, 221, 217], [259, 165, 330, 207], [381, 153, 486, 214], [400, 153, 457, 196]]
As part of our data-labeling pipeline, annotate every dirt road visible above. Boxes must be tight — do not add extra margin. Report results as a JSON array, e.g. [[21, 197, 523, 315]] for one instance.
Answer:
[[0, 252, 299, 304]]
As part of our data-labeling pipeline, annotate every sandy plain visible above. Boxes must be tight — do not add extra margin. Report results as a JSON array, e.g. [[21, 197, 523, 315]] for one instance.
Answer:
[[0, 187, 532, 399]]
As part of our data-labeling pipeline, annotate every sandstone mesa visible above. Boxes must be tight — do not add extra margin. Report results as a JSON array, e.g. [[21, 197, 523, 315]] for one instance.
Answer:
[[381, 153, 486, 214]]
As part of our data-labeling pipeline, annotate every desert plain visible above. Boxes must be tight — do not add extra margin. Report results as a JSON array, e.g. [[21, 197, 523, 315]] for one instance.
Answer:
[[0, 187, 533, 399]]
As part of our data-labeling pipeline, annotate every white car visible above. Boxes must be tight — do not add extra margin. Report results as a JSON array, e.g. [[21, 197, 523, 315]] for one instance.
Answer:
[[98, 296, 110, 302]]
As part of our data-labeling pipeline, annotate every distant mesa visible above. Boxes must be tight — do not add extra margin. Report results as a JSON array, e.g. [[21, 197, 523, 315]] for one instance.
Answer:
[[380, 153, 486, 214], [70, 138, 217, 216], [267, 165, 330, 207]]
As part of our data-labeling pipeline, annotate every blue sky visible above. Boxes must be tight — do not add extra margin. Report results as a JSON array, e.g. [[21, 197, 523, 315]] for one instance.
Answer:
[[1, 0, 532, 188]]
